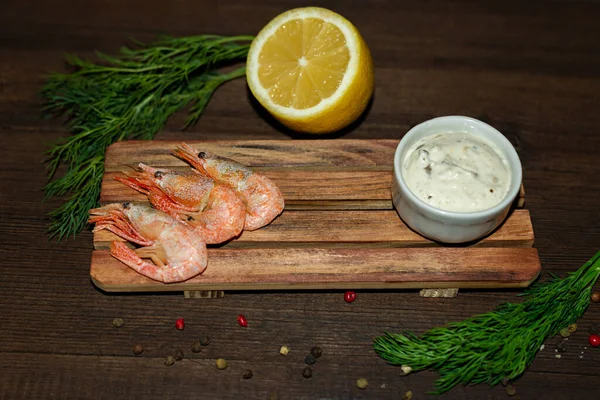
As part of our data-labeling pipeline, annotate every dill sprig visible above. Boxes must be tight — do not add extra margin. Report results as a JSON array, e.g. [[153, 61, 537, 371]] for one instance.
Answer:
[[373, 250, 600, 394], [41, 34, 254, 240]]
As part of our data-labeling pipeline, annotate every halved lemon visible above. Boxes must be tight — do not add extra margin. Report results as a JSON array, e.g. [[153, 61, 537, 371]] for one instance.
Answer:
[[246, 7, 374, 134]]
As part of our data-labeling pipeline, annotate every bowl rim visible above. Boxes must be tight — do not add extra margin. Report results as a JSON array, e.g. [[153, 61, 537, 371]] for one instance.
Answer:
[[393, 115, 523, 221]]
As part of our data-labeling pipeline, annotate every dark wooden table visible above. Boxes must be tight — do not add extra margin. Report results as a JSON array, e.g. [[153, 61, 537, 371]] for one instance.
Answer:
[[2, 1, 599, 398]]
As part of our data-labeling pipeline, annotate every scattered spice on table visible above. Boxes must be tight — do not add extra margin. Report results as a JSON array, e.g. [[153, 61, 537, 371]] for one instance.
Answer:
[[555, 340, 567, 353], [568, 323, 578, 333], [175, 318, 185, 330], [588, 324, 599, 334], [310, 346, 322, 358], [112, 318, 124, 328], [401, 390, 412, 400], [243, 369, 253, 379], [174, 349, 184, 361], [304, 354, 316, 365], [356, 377, 368, 389], [237, 314, 248, 327], [302, 367, 312, 379], [164, 355, 176, 366], [191, 341, 203, 353], [216, 358, 228, 370], [279, 345, 290, 355], [344, 291, 357, 303], [132, 344, 144, 355], [591, 291, 600, 303]]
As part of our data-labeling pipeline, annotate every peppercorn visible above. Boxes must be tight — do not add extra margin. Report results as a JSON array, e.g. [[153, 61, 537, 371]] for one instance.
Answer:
[[199, 335, 211, 346], [279, 345, 290, 355], [174, 349, 184, 361], [559, 327, 571, 338], [568, 323, 578, 333], [191, 341, 202, 353], [304, 354, 316, 365], [588, 324, 599, 334], [164, 355, 175, 366], [555, 340, 567, 353], [310, 346, 322, 358], [501, 377, 509, 387], [344, 291, 357, 303], [216, 358, 228, 370], [356, 378, 368, 389], [589, 333, 600, 348], [175, 318, 185, 330], [506, 384, 517, 396], [591, 291, 600, 303], [302, 367, 312, 379], [401, 391, 412, 400], [237, 314, 248, 327], [243, 369, 253, 379], [112, 317, 124, 328], [132, 344, 144, 355]]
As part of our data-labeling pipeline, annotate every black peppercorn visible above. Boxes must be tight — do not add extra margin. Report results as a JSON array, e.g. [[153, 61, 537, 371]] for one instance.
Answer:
[[302, 367, 312, 378], [243, 369, 253, 379], [304, 354, 316, 365], [174, 349, 184, 361], [199, 335, 211, 346], [191, 341, 202, 353], [310, 346, 322, 358]]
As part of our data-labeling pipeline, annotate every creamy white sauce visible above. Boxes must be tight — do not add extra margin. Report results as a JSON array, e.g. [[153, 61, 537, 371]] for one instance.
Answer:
[[402, 132, 511, 212]]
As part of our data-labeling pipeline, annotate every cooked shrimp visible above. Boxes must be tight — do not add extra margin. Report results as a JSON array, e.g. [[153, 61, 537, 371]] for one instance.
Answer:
[[174, 143, 285, 230], [115, 163, 246, 244], [88, 202, 207, 283]]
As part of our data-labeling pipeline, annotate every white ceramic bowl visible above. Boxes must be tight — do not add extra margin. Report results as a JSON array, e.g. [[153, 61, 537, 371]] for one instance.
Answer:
[[391, 116, 522, 244]]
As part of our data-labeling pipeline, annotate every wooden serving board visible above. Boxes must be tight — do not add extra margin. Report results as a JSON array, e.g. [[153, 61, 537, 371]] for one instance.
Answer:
[[91, 140, 540, 293]]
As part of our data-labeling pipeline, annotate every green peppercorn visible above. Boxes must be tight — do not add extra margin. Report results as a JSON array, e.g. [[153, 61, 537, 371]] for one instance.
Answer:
[[506, 384, 517, 396], [164, 355, 175, 366], [216, 358, 228, 370], [401, 391, 412, 400], [310, 346, 322, 358], [559, 327, 571, 338], [302, 367, 312, 379], [356, 378, 368, 389], [568, 323, 578, 333], [112, 318, 124, 328]]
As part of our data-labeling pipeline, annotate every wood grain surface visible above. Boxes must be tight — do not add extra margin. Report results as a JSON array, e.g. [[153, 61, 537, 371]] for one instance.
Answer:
[[2, 1, 600, 399]]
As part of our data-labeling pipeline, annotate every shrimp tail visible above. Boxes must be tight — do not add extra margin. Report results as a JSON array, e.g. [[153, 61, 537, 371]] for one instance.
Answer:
[[110, 241, 168, 283]]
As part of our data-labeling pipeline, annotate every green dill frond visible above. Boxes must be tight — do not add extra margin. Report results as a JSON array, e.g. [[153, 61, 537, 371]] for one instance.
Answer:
[[41, 34, 253, 240], [373, 251, 600, 394]]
